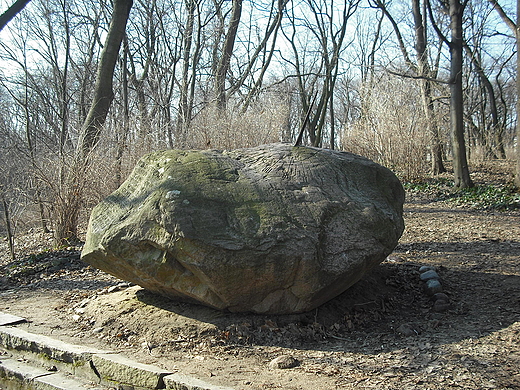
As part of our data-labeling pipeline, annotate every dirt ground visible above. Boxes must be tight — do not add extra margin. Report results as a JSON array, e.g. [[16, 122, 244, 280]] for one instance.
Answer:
[[0, 164, 519, 390]]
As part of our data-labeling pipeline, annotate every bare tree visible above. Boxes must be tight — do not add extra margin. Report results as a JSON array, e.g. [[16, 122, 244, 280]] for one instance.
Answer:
[[282, 0, 359, 148], [488, 0, 520, 187], [176, 0, 201, 146], [214, 0, 242, 109], [428, 0, 473, 189], [463, 42, 506, 159], [55, 0, 133, 244], [373, 0, 446, 174], [233, 0, 289, 112], [77, 0, 133, 161]]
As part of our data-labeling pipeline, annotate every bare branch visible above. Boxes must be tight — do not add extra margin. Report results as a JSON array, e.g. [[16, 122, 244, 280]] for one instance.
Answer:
[[370, 0, 416, 72], [0, 0, 31, 32], [487, 0, 516, 35], [426, 0, 450, 47], [385, 68, 450, 84]]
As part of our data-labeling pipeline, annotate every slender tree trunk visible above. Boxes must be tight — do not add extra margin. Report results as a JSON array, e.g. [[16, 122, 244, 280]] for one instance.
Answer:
[[35, 189, 49, 233], [329, 90, 335, 150], [55, 0, 133, 245], [23, 56, 50, 233], [463, 43, 506, 159], [1, 197, 15, 261], [59, 0, 71, 158], [116, 36, 130, 187], [236, 0, 288, 112], [423, 79, 446, 173], [487, 0, 520, 186], [176, 0, 196, 146], [77, 0, 133, 161], [449, 0, 473, 189], [516, 0, 520, 187], [214, 0, 242, 109], [412, 0, 446, 174]]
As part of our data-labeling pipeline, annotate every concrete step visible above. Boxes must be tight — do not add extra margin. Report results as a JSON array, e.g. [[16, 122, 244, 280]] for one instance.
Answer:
[[0, 312, 235, 390], [0, 356, 107, 390]]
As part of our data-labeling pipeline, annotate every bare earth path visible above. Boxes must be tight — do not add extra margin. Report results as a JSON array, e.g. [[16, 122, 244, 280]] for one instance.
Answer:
[[0, 195, 519, 389]]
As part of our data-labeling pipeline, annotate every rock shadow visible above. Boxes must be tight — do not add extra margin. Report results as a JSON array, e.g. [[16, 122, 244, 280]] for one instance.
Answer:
[[133, 259, 520, 354]]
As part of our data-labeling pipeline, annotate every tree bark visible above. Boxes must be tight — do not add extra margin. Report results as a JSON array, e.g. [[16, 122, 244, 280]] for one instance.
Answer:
[[449, 0, 473, 189]]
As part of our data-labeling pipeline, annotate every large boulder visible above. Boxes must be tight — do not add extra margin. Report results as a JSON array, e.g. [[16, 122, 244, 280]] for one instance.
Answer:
[[82, 144, 405, 314]]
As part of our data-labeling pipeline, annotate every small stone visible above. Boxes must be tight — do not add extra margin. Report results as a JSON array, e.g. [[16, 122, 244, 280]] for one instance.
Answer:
[[71, 314, 81, 321], [433, 293, 450, 303], [107, 286, 120, 293], [269, 355, 299, 369], [433, 300, 451, 312], [420, 270, 440, 281], [425, 279, 443, 295], [396, 323, 418, 336], [419, 265, 435, 273], [92, 327, 104, 333]]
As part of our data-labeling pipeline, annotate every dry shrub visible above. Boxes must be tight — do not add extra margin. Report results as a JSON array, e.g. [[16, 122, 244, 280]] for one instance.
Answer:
[[186, 98, 289, 150], [72, 97, 290, 228], [341, 76, 431, 181]]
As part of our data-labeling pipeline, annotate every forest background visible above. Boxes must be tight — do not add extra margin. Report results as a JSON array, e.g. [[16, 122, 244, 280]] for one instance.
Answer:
[[0, 0, 518, 249]]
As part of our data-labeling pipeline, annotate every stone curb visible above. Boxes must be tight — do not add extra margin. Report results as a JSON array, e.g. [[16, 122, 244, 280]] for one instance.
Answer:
[[0, 312, 235, 390], [92, 353, 171, 389], [0, 356, 107, 389], [164, 373, 235, 390]]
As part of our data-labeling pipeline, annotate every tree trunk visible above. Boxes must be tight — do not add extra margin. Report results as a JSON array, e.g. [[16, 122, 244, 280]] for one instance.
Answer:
[[236, 0, 288, 112], [116, 36, 130, 187], [463, 43, 506, 159], [214, 0, 242, 110], [55, 0, 133, 245], [35, 189, 49, 233], [176, 0, 196, 146], [516, 0, 520, 187], [1, 197, 15, 261], [412, 0, 446, 174], [449, 0, 473, 189], [487, 0, 520, 186], [77, 0, 133, 162]]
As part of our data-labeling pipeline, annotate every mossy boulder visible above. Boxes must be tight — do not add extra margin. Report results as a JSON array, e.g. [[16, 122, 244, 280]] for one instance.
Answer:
[[81, 144, 405, 314]]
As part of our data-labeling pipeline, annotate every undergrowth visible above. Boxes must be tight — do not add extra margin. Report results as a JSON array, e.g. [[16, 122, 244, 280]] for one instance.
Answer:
[[403, 177, 453, 198], [440, 184, 520, 211], [403, 178, 520, 211]]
